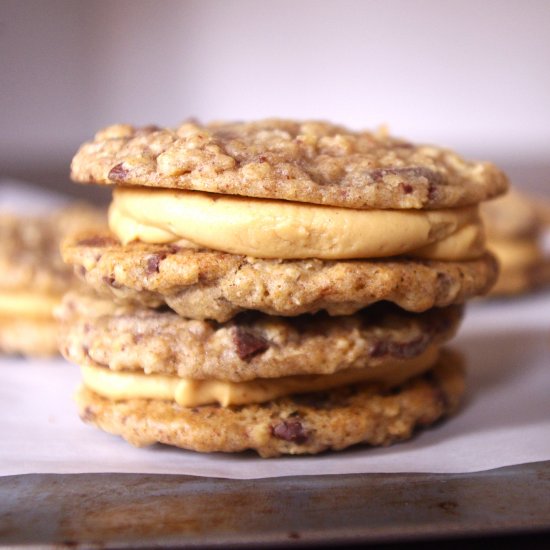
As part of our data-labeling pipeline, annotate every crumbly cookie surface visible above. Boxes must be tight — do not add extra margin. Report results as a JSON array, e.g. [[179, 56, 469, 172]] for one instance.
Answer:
[[75, 350, 464, 457], [62, 232, 498, 321], [58, 291, 462, 380], [71, 120, 507, 209], [0, 206, 105, 294], [0, 214, 74, 295], [0, 318, 58, 357]]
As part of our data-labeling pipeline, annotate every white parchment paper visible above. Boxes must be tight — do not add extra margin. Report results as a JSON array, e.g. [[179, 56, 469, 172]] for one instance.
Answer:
[[2, 295, 549, 479], [1, 180, 549, 478]]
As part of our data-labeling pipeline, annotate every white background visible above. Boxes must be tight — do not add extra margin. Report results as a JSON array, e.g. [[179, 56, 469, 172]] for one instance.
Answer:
[[1, 0, 549, 194]]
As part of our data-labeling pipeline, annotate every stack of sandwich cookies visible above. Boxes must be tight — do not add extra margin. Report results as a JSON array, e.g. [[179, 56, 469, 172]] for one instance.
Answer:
[[0, 207, 104, 357], [60, 120, 507, 456]]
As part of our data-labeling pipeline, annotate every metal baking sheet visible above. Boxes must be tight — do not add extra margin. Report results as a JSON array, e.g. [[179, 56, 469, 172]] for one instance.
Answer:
[[1, 461, 549, 547]]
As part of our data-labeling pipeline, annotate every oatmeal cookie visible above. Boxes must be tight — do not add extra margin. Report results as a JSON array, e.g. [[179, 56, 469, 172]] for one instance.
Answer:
[[58, 291, 462, 380], [482, 190, 541, 240], [71, 120, 507, 210], [0, 318, 58, 357], [0, 213, 75, 295], [0, 206, 105, 294], [482, 190, 550, 296], [75, 349, 464, 457], [489, 259, 550, 296], [0, 205, 105, 356], [62, 232, 498, 321]]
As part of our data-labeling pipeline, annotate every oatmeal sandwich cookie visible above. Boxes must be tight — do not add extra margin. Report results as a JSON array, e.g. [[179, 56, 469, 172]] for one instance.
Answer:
[[61, 119, 507, 455], [76, 349, 465, 458], [59, 293, 465, 456], [0, 206, 104, 356], [481, 189, 550, 296], [58, 291, 463, 381]]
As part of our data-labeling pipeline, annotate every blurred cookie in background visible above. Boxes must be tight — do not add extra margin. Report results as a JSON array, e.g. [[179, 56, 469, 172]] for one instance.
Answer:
[[481, 189, 550, 296], [0, 205, 105, 357]]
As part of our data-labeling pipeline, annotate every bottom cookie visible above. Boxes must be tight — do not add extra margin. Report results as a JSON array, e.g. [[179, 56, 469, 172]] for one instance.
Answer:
[[0, 318, 58, 357], [76, 349, 465, 457]]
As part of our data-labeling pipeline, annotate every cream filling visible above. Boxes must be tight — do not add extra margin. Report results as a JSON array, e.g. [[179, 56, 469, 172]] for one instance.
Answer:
[[109, 187, 485, 261], [0, 290, 59, 319], [81, 345, 439, 407]]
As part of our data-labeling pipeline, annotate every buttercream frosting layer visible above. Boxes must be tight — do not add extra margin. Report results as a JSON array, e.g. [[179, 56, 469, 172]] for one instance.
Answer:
[[109, 187, 485, 261]]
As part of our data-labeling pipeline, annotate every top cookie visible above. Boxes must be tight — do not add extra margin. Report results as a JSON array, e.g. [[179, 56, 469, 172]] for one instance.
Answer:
[[71, 119, 508, 210]]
